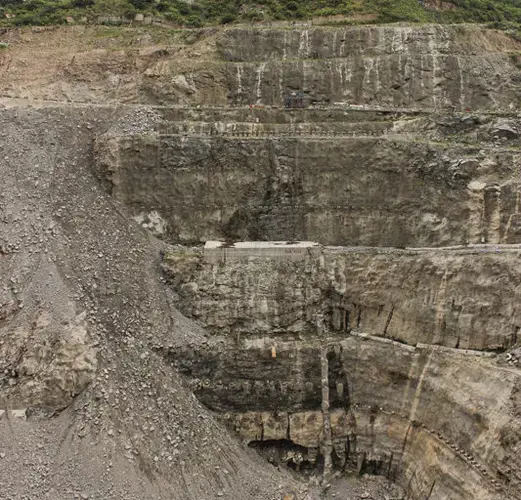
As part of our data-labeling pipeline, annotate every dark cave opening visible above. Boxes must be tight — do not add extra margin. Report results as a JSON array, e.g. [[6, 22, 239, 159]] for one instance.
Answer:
[[248, 439, 317, 473]]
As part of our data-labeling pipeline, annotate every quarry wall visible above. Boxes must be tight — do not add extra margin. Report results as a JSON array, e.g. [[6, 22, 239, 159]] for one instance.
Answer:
[[164, 245, 521, 352], [97, 132, 521, 247], [0, 25, 520, 109], [1, 21, 521, 500], [86, 22, 521, 500], [172, 336, 519, 500], [163, 244, 521, 499], [217, 26, 521, 110]]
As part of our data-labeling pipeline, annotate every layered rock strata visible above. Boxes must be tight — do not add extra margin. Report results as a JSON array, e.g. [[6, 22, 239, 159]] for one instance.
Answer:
[[163, 243, 521, 500], [0, 22, 519, 500], [95, 126, 521, 247], [164, 244, 521, 350]]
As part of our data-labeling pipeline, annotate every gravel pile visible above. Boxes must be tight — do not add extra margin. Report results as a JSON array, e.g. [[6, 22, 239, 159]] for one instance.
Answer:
[[0, 106, 303, 500]]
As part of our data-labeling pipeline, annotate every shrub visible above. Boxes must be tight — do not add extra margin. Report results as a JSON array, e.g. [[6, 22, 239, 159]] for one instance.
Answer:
[[72, 0, 95, 7], [220, 13, 237, 24], [0, 0, 520, 36], [185, 14, 203, 27], [129, 0, 154, 9]]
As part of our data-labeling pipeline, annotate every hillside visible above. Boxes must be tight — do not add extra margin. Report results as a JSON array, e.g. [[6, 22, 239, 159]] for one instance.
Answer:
[[0, 0, 520, 39]]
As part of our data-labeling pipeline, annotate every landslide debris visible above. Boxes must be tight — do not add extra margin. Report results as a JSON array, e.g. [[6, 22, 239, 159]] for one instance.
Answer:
[[0, 106, 307, 500]]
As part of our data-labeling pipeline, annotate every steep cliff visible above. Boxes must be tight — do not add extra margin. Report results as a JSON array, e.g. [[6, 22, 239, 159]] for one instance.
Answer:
[[87, 25, 521, 247], [163, 246, 521, 350], [97, 130, 521, 246], [91, 23, 521, 499], [163, 244, 521, 499], [0, 24, 519, 108]]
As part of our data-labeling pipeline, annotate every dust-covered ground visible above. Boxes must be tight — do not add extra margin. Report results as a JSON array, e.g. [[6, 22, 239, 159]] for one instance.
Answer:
[[0, 105, 403, 500]]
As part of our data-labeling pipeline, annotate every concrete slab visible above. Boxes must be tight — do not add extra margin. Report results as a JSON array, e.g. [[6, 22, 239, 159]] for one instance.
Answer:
[[204, 241, 321, 264]]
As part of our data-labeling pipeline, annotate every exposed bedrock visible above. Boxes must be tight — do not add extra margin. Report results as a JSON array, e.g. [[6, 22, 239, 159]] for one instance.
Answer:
[[91, 24, 521, 249], [1, 25, 520, 109], [217, 25, 516, 62], [163, 246, 519, 354], [95, 132, 521, 247], [217, 25, 521, 110], [146, 24, 521, 110], [162, 245, 521, 499], [2, 22, 521, 500], [168, 336, 520, 500], [83, 22, 521, 499]]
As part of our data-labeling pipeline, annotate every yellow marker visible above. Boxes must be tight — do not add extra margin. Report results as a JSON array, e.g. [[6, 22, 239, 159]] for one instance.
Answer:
[[271, 346, 277, 358]]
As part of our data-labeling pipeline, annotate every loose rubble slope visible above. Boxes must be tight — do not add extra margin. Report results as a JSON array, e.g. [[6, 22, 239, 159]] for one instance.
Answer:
[[0, 105, 312, 499]]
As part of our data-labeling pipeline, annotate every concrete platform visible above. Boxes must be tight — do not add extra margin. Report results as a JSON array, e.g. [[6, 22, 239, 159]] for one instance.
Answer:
[[204, 241, 322, 264]]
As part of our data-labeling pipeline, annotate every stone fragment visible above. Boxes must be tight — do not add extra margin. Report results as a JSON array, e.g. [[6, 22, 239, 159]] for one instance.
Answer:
[[493, 122, 519, 139], [11, 409, 26, 420]]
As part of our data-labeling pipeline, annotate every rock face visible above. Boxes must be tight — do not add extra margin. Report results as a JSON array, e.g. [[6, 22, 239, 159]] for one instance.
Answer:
[[96, 128, 521, 247], [217, 25, 521, 110], [1, 24, 519, 109], [87, 24, 521, 248], [164, 245, 521, 350], [163, 244, 521, 500], [89, 23, 521, 500], [171, 336, 519, 500], [0, 307, 97, 409], [1, 22, 521, 500]]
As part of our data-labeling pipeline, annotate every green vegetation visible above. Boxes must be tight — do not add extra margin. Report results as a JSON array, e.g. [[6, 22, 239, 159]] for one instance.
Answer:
[[510, 51, 521, 68], [0, 0, 520, 40]]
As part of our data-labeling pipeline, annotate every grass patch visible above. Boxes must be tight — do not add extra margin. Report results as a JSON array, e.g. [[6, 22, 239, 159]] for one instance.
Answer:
[[0, 0, 520, 40], [509, 51, 521, 68]]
